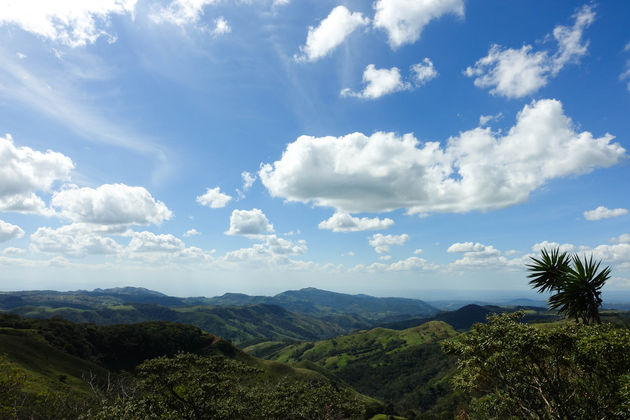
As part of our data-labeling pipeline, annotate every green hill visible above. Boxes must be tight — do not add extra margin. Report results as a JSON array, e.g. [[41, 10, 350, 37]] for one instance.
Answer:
[[245, 321, 463, 418], [3, 302, 346, 345], [0, 313, 384, 419]]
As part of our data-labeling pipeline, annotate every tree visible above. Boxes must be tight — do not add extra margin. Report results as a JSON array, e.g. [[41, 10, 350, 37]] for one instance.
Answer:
[[527, 247, 611, 324], [93, 352, 366, 420], [442, 311, 630, 419]]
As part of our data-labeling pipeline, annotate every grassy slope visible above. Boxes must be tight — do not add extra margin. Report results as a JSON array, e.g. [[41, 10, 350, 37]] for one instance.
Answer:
[[246, 321, 456, 363], [0, 314, 384, 416], [0, 328, 107, 398], [245, 321, 462, 418]]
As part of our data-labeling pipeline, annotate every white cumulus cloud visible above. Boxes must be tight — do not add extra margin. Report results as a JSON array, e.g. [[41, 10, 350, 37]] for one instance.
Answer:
[[529, 239, 630, 271], [611, 234, 630, 244], [223, 235, 307, 267], [211, 17, 231, 36], [465, 45, 550, 99], [373, 0, 464, 49], [447, 241, 509, 268], [342, 59, 437, 99], [318, 213, 394, 232], [30, 224, 123, 257], [52, 184, 172, 225], [411, 58, 438, 86], [225, 208, 274, 236], [150, 0, 219, 26], [0, 134, 74, 215], [184, 228, 200, 237], [0, 220, 25, 242], [295, 6, 369, 62], [369, 233, 409, 254], [387, 256, 435, 271], [447, 242, 486, 253], [122, 230, 213, 264], [241, 171, 256, 190], [341, 65, 409, 99], [260, 99, 625, 215], [584, 206, 629, 221], [1, 247, 25, 256], [465, 5, 594, 98], [531, 241, 575, 254], [126, 231, 185, 253], [0, 0, 137, 47], [196, 187, 232, 208]]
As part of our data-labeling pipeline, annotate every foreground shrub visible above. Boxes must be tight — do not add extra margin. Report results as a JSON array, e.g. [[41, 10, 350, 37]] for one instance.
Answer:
[[442, 312, 630, 419]]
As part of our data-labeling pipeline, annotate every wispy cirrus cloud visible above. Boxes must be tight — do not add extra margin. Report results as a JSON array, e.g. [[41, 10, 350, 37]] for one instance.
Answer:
[[0, 47, 171, 182]]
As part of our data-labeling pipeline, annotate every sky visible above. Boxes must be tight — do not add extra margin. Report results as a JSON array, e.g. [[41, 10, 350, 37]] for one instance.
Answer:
[[0, 0, 629, 299]]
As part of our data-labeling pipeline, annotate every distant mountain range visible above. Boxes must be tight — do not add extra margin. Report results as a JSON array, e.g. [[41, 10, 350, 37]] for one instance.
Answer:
[[378, 304, 561, 331], [1, 286, 437, 317], [203, 287, 438, 320], [0, 287, 437, 344]]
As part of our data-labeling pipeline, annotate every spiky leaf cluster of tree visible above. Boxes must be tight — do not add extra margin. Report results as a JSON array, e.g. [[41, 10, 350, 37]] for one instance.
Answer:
[[527, 248, 611, 324]]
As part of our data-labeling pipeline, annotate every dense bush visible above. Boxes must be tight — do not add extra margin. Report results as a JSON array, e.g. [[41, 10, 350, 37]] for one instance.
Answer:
[[93, 352, 365, 420], [443, 311, 630, 419]]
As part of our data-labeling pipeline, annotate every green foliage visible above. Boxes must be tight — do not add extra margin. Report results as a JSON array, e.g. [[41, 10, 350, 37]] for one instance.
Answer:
[[3, 301, 348, 345], [94, 352, 366, 420], [0, 313, 238, 371], [0, 354, 95, 419], [0, 354, 26, 418], [527, 248, 611, 324], [443, 311, 630, 419], [0, 313, 377, 419], [248, 321, 463, 418]]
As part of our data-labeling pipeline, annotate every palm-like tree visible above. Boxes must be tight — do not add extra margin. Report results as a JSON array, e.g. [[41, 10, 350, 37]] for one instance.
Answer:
[[527, 248, 611, 324]]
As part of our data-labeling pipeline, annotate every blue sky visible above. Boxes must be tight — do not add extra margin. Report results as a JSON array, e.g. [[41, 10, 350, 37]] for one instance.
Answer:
[[0, 0, 629, 298]]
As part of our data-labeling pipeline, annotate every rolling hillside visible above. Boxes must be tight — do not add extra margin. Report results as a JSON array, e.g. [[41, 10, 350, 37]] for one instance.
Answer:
[[4, 302, 346, 345], [0, 313, 384, 419], [245, 321, 463, 418]]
